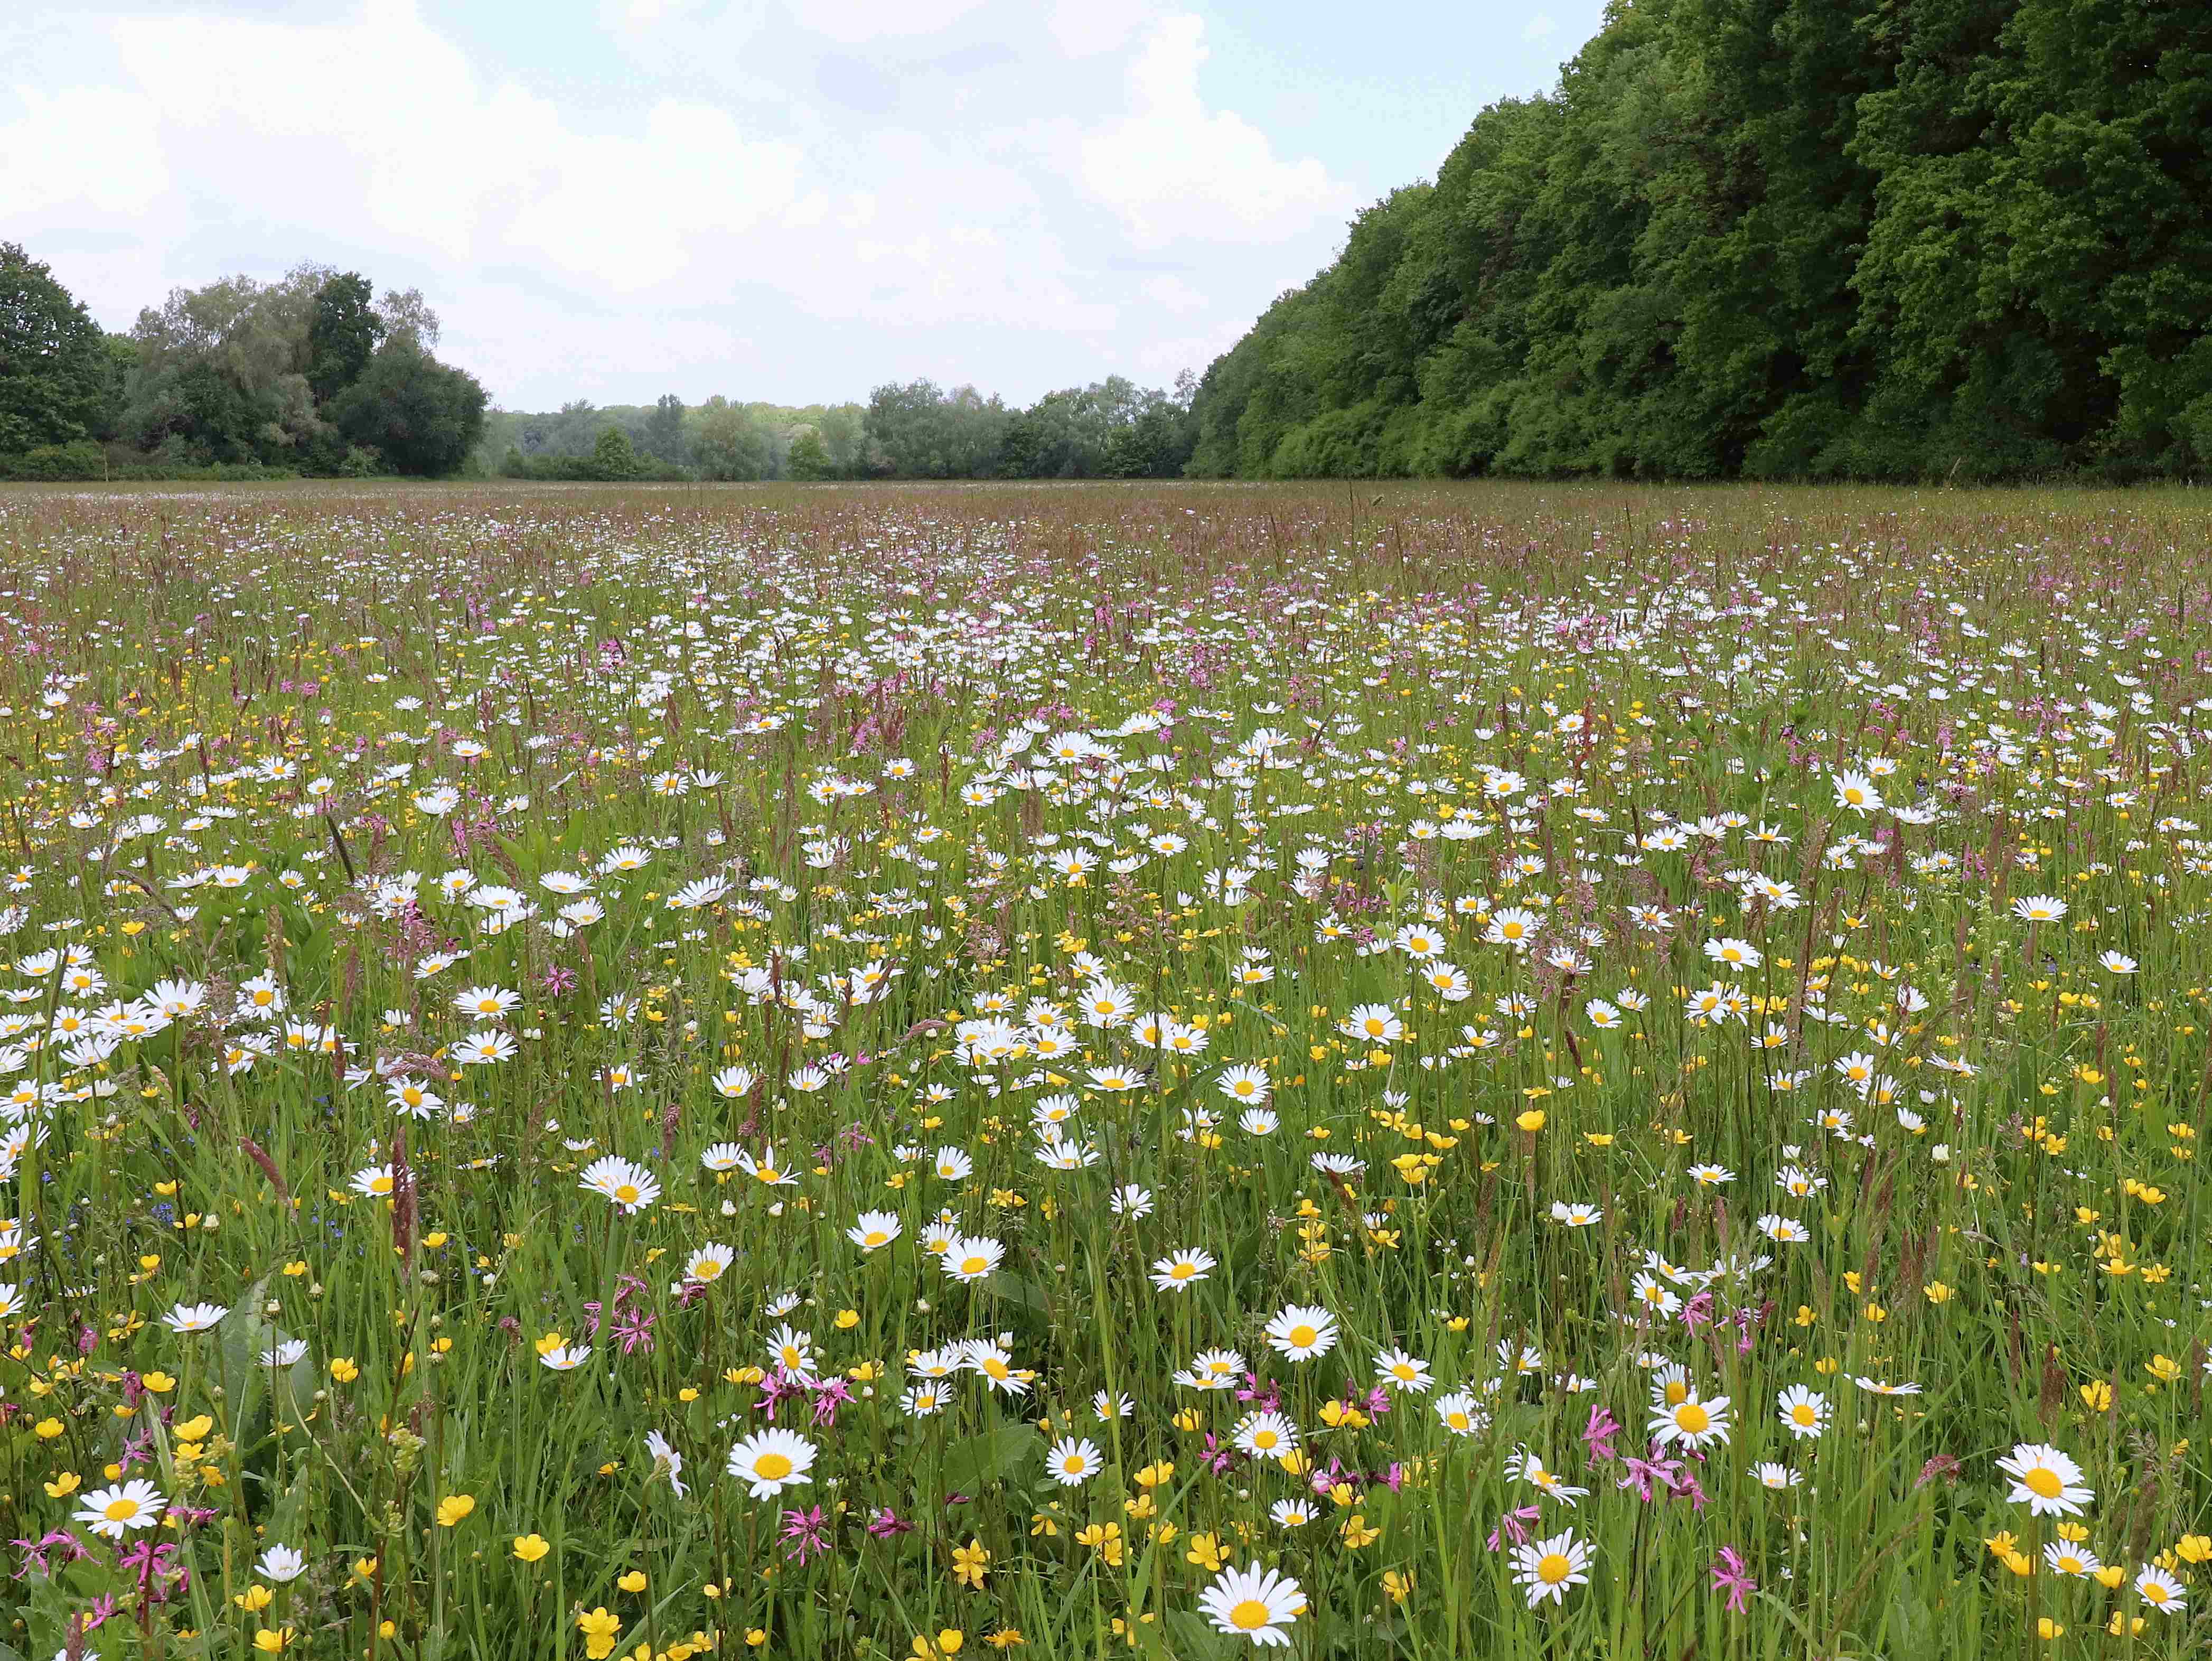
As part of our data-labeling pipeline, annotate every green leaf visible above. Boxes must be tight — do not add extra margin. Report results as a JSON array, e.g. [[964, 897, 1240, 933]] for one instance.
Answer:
[[939, 1424, 1039, 1491], [983, 1270, 1053, 1318]]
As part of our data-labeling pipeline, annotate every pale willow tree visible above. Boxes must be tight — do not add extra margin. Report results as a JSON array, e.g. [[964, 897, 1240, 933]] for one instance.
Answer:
[[691, 396, 772, 481], [123, 265, 446, 468]]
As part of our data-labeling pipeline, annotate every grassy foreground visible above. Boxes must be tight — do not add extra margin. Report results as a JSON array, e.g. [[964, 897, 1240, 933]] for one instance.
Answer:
[[2, 479, 2211, 1659]]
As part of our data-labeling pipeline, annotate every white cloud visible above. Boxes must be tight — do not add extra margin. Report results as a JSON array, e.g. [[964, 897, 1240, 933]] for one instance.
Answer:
[[1139, 274, 1210, 315], [103, 1, 803, 290], [1522, 12, 1557, 40], [3, 0, 1392, 404], [794, 0, 996, 46], [1130, 318, 1248, 382], [0, 86, 168, 218], [1048, 0, 1159, 58], [1076, 15, 1354, 247]]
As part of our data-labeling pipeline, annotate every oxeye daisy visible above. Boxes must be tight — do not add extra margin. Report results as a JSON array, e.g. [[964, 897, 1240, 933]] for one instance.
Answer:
[[75, 1479, 166, 1538], [2134, 1564, 2186, 1612], [963, 1339, 1031, 1395], [1435, 1391, 1487, 1436], [1215, 1063, 1270, 1104], [1373, 1347, 1432, 1393], [846, 1210, 902, 1251], [1508, 1447, 1589, 1506], [1264, 1303, 1339, 1361], [453, 983, 519, 1019], [908, 1346, 963, 1380], [1197, 1562, 1306, 1647], [1149, 1247, 1216, 1291], [1995, 1443, 2093, 1517], [1648, 1392, 1731, 1450], [1776, 1384, 1829, 1439], [162, 1301, 228, 1333], [932, 1146, 974, 1181], [2043, 1541, 2101, 1578], [350, 1164, 397, 1199], [1044, 1436, 1102, 1486], [902, 1384, 949, 1417], [710, 1065, 758, 1099], [1851, 1375, 1922, 1397], [1340, 1003, 1403, 1042], [765, 1323, 817, 1375], [1233, 1411, 1300, 1458], [1110, 1184, 1154, 1217], [726, 1429, 816, 1499], [685, 1244, 735, 1285], [578, 1155, 660, 1214], [940, 1234, 1005, 1283], [1510, 1530, 1592, 1607], [734, 1146, 793, 1187]]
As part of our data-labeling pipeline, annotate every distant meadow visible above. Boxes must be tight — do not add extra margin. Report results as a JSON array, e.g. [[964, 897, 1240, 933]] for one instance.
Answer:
[[0, 479, 2209, 1658]]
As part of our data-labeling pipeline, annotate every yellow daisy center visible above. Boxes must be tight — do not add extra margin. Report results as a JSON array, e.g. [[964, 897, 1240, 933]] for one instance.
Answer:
[[1229, 1599, 1272, 1631], [753, 1453, 792, 1481], [1538, 1553, 1571, 1585], [1675, 1403, 1710, 1434], [2024, 1468, 2064, 1500]]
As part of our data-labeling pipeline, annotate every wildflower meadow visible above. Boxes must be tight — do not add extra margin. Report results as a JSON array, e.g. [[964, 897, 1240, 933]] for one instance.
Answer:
[[4, 478, 2212, 1660]]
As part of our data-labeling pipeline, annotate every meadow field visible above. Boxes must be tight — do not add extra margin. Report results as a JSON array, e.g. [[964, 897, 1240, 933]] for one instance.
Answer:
[[4, 478, 2212, 1660]]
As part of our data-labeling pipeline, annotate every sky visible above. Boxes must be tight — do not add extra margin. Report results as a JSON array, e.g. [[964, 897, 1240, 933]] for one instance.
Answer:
[[2, 0, 1609, 412]]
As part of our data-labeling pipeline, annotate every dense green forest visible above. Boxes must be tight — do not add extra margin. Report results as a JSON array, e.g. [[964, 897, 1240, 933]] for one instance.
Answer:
[[0, 246, 488, 481], [1187, 0, 2212, 482]]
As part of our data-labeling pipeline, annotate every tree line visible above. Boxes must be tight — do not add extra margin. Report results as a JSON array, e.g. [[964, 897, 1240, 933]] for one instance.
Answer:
[[1, 245, 488, 480], [489, 372, 1197, 482], [1187, 0, 2212, 482], [1, 243, 1197, 484]]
